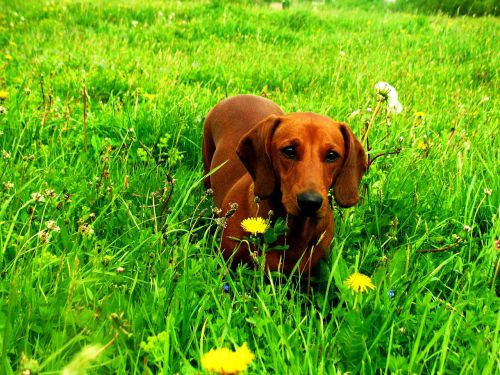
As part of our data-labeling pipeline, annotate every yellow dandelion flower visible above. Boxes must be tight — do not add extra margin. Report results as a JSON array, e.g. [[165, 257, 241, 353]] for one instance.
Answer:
[[201, 342, 255, 375], [0, 91, 7, 100], [345, 272, 375, 293], [143, 93, 156, 100], [5, 54, 13, 61], [415, 111, 426, 118], [240, 217, 269, 235], [417, 142, 428, 151]]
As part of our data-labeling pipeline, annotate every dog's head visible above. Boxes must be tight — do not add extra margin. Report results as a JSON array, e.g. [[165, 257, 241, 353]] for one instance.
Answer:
[[236, 113, 367, 218]]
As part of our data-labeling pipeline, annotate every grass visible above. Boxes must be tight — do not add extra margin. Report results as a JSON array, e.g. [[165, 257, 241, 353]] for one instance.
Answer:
[[0, 0, 498, 373]]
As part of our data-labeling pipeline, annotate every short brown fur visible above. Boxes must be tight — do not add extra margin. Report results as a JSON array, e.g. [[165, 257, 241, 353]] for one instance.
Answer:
[[203, 94, 367, 275]]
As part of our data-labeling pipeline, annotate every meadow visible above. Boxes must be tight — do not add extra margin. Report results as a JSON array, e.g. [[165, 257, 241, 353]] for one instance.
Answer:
[[0, 0, 499, 373]]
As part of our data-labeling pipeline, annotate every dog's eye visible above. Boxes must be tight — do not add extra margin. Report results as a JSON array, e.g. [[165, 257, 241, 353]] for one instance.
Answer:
[[325, 151, 340, 163], [281, 146, 296, 159]]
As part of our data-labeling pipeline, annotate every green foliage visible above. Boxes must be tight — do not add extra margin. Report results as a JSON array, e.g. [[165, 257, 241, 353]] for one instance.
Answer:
[[0, 0, 499, 374], [390, 0, 499, 17]]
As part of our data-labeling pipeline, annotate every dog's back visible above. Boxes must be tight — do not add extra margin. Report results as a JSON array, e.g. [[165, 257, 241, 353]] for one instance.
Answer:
[[202, 95, 284, 207]]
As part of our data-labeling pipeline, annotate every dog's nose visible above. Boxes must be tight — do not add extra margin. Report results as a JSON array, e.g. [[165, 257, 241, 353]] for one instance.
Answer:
[[297, 191, 323, 216]]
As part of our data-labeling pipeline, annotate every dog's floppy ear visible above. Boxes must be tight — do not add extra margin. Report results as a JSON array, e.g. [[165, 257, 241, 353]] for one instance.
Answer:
[[237, 115, 281, 199], [333, 123, 367, 207]]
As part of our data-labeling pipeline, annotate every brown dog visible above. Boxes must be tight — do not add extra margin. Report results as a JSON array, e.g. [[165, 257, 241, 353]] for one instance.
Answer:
[[203, 95, 366, 275]]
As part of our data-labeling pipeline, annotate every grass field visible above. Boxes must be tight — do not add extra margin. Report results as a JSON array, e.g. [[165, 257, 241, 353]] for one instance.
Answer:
[[0, 0, 499, 373]]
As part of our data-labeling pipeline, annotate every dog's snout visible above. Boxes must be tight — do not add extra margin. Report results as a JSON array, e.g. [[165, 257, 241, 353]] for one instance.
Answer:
[[297, 191, 323, 216]]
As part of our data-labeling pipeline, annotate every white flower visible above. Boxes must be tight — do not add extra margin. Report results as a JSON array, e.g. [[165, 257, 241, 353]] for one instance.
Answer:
[[131, 20, 139, 27], [339, 50, 346, 57], [388, 99, 403, 114], [375, 81, 403, 115], [375, 81, 399, 102]]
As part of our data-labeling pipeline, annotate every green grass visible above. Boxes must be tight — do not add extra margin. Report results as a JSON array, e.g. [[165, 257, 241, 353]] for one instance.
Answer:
[[0, 0, 498, 373]]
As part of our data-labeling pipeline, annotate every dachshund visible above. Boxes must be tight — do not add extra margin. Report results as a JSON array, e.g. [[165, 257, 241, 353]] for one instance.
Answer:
[[202, 94, 367, 275]]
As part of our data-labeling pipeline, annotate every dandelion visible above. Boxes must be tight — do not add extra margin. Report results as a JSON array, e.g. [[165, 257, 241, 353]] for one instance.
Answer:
[[339, 50, 346, 57], [240, 217, 269, 235], [143, 93, 156, 100], [345, 272, 375, 293], [388, 100, 403, 115], [417, 142, 429, 151], [0, 91, 7, 100], [374, 82, 398, 101], [0, 105, 6, 115], [415, 111, 426, 118], [201, 342, 255, 375], [483, 188, 492, 196], [5, 54, 13, 61], [374, 81, 403, 115], [116, 266, 125, 273], [131, 20, 139, 27], [463, 225, 471, 232]]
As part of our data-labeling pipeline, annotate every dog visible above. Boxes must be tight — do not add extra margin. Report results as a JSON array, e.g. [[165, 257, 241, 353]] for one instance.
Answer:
[[202, 94, 367, 275]]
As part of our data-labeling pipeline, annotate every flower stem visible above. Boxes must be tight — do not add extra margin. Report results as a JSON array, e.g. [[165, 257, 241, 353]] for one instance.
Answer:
[[362, 100, 383, 146]]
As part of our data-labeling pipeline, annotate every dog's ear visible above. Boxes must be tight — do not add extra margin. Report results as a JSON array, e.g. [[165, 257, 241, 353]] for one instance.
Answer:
[[333, 123, 367, 207], [237, 115, 281, 199]]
